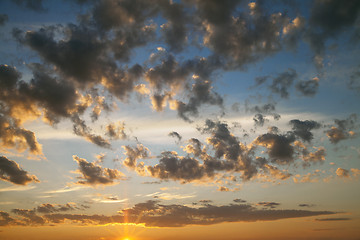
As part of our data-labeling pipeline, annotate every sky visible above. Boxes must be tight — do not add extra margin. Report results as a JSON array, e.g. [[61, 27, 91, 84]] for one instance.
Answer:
[[0, 0, 360, 239]]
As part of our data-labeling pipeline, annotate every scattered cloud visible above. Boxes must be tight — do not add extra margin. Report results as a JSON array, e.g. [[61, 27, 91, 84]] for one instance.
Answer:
[[73, 155, 125, 186], [0, 156, 39, 185]]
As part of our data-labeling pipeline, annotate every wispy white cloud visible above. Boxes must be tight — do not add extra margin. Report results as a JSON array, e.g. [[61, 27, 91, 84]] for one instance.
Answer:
[[0, 185, 36, 192]]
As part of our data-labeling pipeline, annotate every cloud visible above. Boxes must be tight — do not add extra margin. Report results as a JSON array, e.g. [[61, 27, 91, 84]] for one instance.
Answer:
[[73, 155, 125, 186], [218, 186, 230, 192], [168, 131, 182, 142], [299, 204, 315, 208], [122, 144, 150, 169], [296, 77, 320, 97], [254, 132, 296, 164], [289, 119, 321, 142], [335, 167, 360, 179], [326, 114, 358, 144], [0, 185, 36, 192], [293, 171, 321, 183], [315, 217, 351, 222], [1, 200, 337, 227], [172, 79, 224, 122], [11, 209, 45, 225], [0, 156, 39, 185], [105, 121, 127, 140], [348, 67, 360, 93], [0, 14, 8, 26], [233, 198, 246, 203], [262, 164, 292, 180], [71, 114, 111, 148], [269, 69, 297, 99], [198, 0, 287, 69], [253, 113, 268, 127], [257, 202, 280, 208], [36, 203, 81, 214], [11, 0, 46, 12], [307, 0, 360, 57]]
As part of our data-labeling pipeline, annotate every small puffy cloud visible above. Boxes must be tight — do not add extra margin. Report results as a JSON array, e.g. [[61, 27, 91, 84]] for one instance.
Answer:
[[218, 186, 230, 192], [326, 114, 358, 144], [168, 131, 182, 142], [302, 147, 326, 165], [290, 119, 321, 142], [0, 156, 39, 185], [254, 132, 296, 164], [253, 113, 268, 127], [269, 69, 297, 99], [296, 77, 319, 97], [293, 171, 321, 183], [335, 167, 360, 179], [262, 164, 292, 180], [173, 79, 223, 122], [122, 144, 150, 169], [73, 155, 124, 186], [105, 121, 127, 140]]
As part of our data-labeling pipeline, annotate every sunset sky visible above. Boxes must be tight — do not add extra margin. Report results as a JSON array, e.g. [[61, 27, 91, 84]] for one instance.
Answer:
[[0, 0, 360, 239]]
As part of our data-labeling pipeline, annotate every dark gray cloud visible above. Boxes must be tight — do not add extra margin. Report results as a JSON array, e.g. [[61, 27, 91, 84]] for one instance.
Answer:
[[11, 209, 45, 225], [257, 201, 280, 208], [142, 120, 259, 182], [348, 68, 360, 93], [72, 115, 111, 148], [307, 0, 360, 57], [0, 65, 43, 154], [174, 79, 223, 122], [289, 119, 321, 142], [326, 114, 358, 144], [299, 204, 315, 208], [0, 14, 8, 26], [269, 69, 297, 99], [7, 200, 338, 227], [195, 0, 287, 69], [73, 155, 124, 185], [160, 1, 188, 52], [146, 151, 207, 182], [13, 25, 107, 86], [296, 78, 319, 97], [233, 198, 246, 203], [246, 102, 280, 121], [253, 113, 268, 127], [254, 132, 296, 164], [0, 156, 39, 185], [36, 203, 81, 214], [0, 199, 338, 227], [168, 131, 182, 142], [11, 0, 46, 12]]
